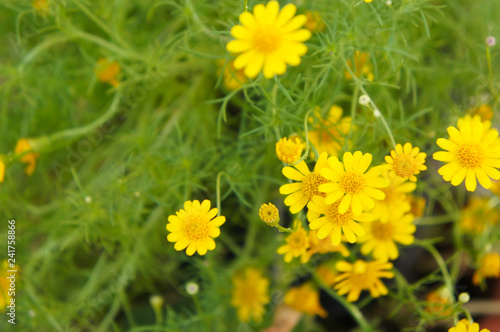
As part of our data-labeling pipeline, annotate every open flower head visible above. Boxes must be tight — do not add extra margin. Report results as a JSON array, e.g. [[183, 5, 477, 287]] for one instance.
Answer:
[[449, 319, 490, 332], [259, 202, 279, 226], [231, 268, 270, 323], [319, 151, 389, 216], [280, 152, 330, 214], [95, 58, 120, 87], [472, 252, 500, 285], [385, 143, 427, 182], [15, 138, 39, 176], [334, 260, 394, 302], [284, 282, 327, 317], [345, 51, 374, 81], [307, 196, 373, 245], [166, 200, 225, 256], [277, 223, 309, 263], [359, 212, 416, 262], [276, 136, 304, 164], [226, 1, 311, 79], [433, 116, 500, 191]]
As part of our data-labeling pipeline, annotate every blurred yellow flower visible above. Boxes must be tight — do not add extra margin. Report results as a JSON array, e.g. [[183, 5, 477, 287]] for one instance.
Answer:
[[276, 136, 304, 164], [218, 59, 248, 90], [316, 262, 338, 287], [472, 252, 500, 285], [426, 286, 453, 317], [345, 51, 374, 81], [359, 212, 416, 262], [231, 268, 270, 323], [449, 319, 490, 332], [319, 151, 389, 216], [385, 143, 427, 182], [491, 180, 500, 196], [304, 11, 325, 33], [0, 157, 5, 183], [460, 198, 499, 234], [279, 152, 330, 214], [226, 1, 311, 79], [1, 260, 19, 312], [277, 223, 309, 262], [14, 138, 39, 176], [284, 282, 327, 317], [334, 260, 394, 302], [166, 200, 225, 256], [32, 0, 49, 13], [259, 202, 279, 226], [469, 104, 493, 121], [95, 58, 120, 87], [304, 230, 350, 262], [433, 116, 500, 191], [406, 195, 426, 217]]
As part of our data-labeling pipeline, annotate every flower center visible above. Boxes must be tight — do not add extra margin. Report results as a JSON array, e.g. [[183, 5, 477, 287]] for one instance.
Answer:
[[326, 201, 353, 226], [371, 221, 394, 241], [253, 27, 281, 54], [348, 261, 368, 288], [301, 172, 329, 199], [259, 203, 279, 223], [340, 171, 366, 194], [393, 155, 417, 178], [457, 144, 484, 168], [184, 215, 209, 241]]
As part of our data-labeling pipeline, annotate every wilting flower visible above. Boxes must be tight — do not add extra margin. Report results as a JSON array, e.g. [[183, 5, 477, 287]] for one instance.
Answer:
[[231, 268, 270, 323], [284, 282, 327, 317], [15, 138, 39, 176], [472, 252, 500, 285], [426, 285, 453, 317], [95, 58, 120, 87]]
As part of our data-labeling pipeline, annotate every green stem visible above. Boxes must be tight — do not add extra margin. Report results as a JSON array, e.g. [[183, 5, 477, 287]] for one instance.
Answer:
[[275, 224, 293, 233], [486, 46, 494, 94], [244, 0, 248, 11], [215, 171, 226, 216]]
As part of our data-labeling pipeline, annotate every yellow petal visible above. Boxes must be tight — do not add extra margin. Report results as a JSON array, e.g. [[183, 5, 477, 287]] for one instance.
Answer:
[[243, 52, 264, 78], [276, 3, 297, 27]]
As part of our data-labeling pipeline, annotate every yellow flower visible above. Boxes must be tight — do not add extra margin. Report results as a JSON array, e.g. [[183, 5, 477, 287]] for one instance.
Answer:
[[304, 11, 325, 33], [218, 59, 248, 90], [308, 105, 352, 157], [449, 319, 490, 332], [279, 152, 330, 214], [371, 170, 416, 222], [345, 51, 374, 81], [14, 138, 39, 176], [319, 151, 389, 216], [95, 58, 120, 87], [0, 157, 5, 182], [1, 260, 19, 312], [385, 143, 427, 182], [277, 223, 309, 263], [364, 0, 374, 3], [426, 286, 453, 317], [359, 212, 416, 262], [284, 282, 327, 317], [276, 136, 304, 164], [316, 262, 338, 287], [406, 194, 426, 217], [334, 260, 394, 302], [460, 198, 499, 234], [472, 252, 500, 285], [226, 1, 311, 79], [308, 196, 372, 245], [166, 200, 225, 256], [231, 268, 270, 323], [433, 116, 500, 191], [32, 0, 49, 13], [259, 202, 279, 226], [304, 230, 350, 261], [469, 104, 493, 121]]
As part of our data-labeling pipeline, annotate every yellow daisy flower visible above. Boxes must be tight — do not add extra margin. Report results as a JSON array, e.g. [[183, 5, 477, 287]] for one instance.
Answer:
[[385, 143, 427, 182], [304, 11, 325, 33], [95, 58, 120, 87], [449, 319, 490, 332], [426, 285, 453, 318], [371, 170, 416, 222], [231, 268, 270, 323], [345, 51, 374, 81], [226, 1, 311, 79], [307, 196, 373, 245], [217, 59, 248, 90], [1, 260, 19, 312], [14, 138, 39, 176], [359, 212, 416, 262], [472, 252, 500, 286], [284, 282, 327, 317], [0, 157, 5, 183], [334, 260, 394, 302], [433, 116, 500, 191], [406, 194, 426, 217], [279, 152, 330, 214], [460, 198, 499, 234], [166, 200, 225, 256], [275, 136, 304, 164], [259, 202, 279, 226], [319, 151, 389, 216], [277, 223, 310, 263]]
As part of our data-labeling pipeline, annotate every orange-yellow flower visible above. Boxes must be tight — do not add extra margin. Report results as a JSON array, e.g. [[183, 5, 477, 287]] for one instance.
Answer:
[[218, 59, 248, 90], [304, 11, 325, 33], [345, 51, 374, 81], [472, 252, 500, 285], [14, 138, 39, 176], [95, 58, 120, 87], [284, 282, 327, 317]]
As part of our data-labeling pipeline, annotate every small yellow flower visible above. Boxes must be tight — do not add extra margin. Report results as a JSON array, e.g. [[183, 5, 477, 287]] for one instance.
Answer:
[[284, 282, 327, 317], [14, 138, 39, 176], [472, 252, 500, 285], [308, 196, 373, 245], [319, 151, 389, 216], [345, 51, 374, 81], [218, 59, 248, 90], [226, 1, 311, 79], [1, 260, 19, 312], [308, 105, 352, 157], [334, 260, 394, 302], [304, 11, 325, 33], [316, 262, 338, 287], [460, 198, 499, 234], [426, 286, 453, 317], [275, 136, 304, 164], [449, 319, 490, 332], [32, 0, 49, 13], [95, 58, 120, 87], [406, 195, 426, 217], [279, 152, 330, 214], [364, 0, 374, 3], [359, 212, 416, 262], [231, 268, 270, 323], [385, 143, 427, 182], [433, 116, 500, 191], [0, 157, 5, 183], [259, 202, 279, 226], [277, 223, 309, 262], [469, 104, 493, 121], [166, 200, 225, 256]]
